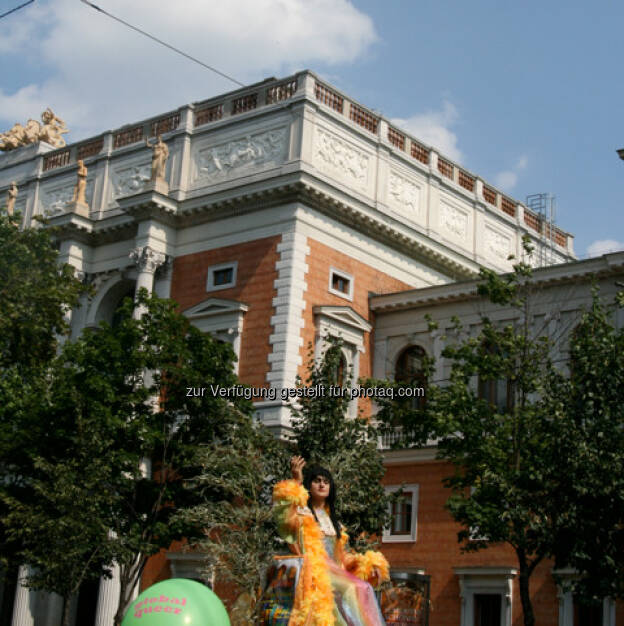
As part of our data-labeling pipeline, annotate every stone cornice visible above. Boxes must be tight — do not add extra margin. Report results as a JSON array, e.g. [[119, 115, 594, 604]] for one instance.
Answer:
[[45, 175, 482, 279], [371, 251, 624, 313]]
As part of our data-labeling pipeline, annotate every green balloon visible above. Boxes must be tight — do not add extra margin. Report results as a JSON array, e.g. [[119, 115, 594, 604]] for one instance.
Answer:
[[122, 578, 230, 626]]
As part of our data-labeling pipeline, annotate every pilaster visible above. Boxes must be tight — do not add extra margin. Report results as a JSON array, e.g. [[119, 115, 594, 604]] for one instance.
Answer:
[[94, 564, 121, 626], [10, 567, 34, 626]]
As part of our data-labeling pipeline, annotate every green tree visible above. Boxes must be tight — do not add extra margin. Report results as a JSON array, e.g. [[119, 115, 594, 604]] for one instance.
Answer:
[[550, 289, 624, 602], [175, 420, 290, 623], [372, 249, 574, 626], [0, 211, 87, 604], [290, 338, 390, 544], [5, 289, 252, 625]]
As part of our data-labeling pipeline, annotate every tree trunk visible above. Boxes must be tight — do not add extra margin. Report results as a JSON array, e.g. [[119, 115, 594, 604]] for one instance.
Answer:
[[114, 556, 145, 626], [61, 595, 72, 626], [518, 564, 535, 626]]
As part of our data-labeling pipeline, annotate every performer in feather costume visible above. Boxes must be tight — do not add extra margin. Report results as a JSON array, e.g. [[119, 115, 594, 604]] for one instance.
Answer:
[[262, 456, 389, 626]]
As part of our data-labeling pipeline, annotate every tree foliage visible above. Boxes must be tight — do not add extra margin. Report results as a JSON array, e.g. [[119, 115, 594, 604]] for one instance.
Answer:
[[432, 257, 566, 626], [0, 212, 87, 614], [3, 286, 252, 625], [290, 338, 389, 543], [175, 421, 289, 623], [550, 288, 624, 601]]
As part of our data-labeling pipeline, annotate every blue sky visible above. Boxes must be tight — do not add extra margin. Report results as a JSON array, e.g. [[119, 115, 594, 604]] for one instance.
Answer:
[[1, 0, 622, 257]]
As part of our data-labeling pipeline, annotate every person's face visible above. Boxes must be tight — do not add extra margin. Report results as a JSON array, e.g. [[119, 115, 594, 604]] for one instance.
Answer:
[[309, 475, 331, 502]]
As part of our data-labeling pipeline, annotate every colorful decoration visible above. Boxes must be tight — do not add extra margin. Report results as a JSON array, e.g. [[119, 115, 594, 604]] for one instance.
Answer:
[[121, 578, 230, 625]]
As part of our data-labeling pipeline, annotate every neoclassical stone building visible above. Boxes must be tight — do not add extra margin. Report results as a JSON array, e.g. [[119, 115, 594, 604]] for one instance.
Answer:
[[2, 71, 613, 626]]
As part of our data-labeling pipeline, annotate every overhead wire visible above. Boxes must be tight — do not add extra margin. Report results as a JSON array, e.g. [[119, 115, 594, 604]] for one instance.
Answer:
[[0, 0, 35, 20], [79, 0, 245, 87]]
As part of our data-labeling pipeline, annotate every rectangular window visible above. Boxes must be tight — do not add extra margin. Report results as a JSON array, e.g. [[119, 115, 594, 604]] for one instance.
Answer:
[[383, 484, 418, 543], [478, 377, 514, 413], [213, 267, 233, 286], [328, 268, 354, 301], [573, 597, 603, 626], [474, 594, 502, 626], [332, 274, 349, 293], [206, 262, 238, 292], [391, 492, 413, 535]]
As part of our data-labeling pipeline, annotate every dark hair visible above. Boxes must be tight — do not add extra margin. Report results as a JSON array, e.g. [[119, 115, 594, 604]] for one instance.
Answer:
[[303, 464, 341, 537]]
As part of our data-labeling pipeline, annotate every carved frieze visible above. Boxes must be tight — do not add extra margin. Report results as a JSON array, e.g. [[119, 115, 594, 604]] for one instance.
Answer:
[[388, 170, 421, 216], [440, 201, 468, 240], [40, 179, 94, 216], [484, 225, 512, 260], [194, 127, 287, 183], [111, 163, 151, 199], [314, 127, 368, 187]]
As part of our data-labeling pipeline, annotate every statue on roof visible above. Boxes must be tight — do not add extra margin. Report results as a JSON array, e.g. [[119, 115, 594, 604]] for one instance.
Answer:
[[0, 108, 68, 151], [6, 182, 18, 216], [145, 134, 169, 181]]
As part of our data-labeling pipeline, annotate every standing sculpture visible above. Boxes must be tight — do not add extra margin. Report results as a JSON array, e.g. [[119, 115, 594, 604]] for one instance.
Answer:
[[0, 108, 68, 151], [72, 160, 88, 205], [6, 181, 18, 216], [145, 135, 169, 181]]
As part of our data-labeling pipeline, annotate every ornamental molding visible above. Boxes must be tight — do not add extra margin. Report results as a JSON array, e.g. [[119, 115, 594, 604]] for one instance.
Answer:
[[312, 305, 372, 334], [484, 225, 512, 260], [314, 127, 369, 187], [130, 246, 167, 274], [194, 127, 288, 183], [440, 200, 468, 240], [388, 170, 421, 216]]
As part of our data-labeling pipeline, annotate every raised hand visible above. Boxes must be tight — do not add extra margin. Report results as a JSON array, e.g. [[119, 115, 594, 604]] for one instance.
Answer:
[[290, 455, 306, 483]]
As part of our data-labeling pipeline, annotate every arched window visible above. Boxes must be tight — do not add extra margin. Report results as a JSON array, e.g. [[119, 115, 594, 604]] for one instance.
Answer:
[[395, 345, 427, 409], [477, 341, 514, 412], [325, 344, 348, 388], [111, 285, 136, 328]]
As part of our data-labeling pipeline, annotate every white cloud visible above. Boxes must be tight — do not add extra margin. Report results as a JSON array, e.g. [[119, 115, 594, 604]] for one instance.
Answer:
[[391, 101, 462, 162], [0, 0, 377, 140], [587, 239, 624, 257], [494, 155, 528, 192]]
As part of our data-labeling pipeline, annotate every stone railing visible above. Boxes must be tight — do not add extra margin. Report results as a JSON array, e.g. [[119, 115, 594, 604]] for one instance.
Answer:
[[309, 74, 570, 249], [13, 69, 571, 250], [40, 107, 186, 174]]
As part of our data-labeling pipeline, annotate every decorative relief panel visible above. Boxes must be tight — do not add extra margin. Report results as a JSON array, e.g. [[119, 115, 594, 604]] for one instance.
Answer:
[[111, 162, 151, 199], [40, 179, 94, 215], [194, 127, 287, 183], [314, 127, 369, 187], [440, 201, 468, 240], [484, 225, 513, 260], [388, 170, 421, 217]]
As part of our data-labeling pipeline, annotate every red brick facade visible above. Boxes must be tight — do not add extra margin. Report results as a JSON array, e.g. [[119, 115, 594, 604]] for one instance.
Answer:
[[170, 236, 280, 389], [383, 461, 562, 626]]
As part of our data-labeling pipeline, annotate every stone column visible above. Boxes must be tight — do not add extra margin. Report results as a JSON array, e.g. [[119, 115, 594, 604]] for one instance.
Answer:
[[11, 566, 35, 626], [41, 593, 63, 626], [129, 245, 167, 319], [94, 564, 121, 626]]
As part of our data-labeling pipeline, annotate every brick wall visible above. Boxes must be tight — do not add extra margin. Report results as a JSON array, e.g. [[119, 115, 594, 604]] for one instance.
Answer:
[[170, 236, 280, 389], [383, 461, 560, 626]]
